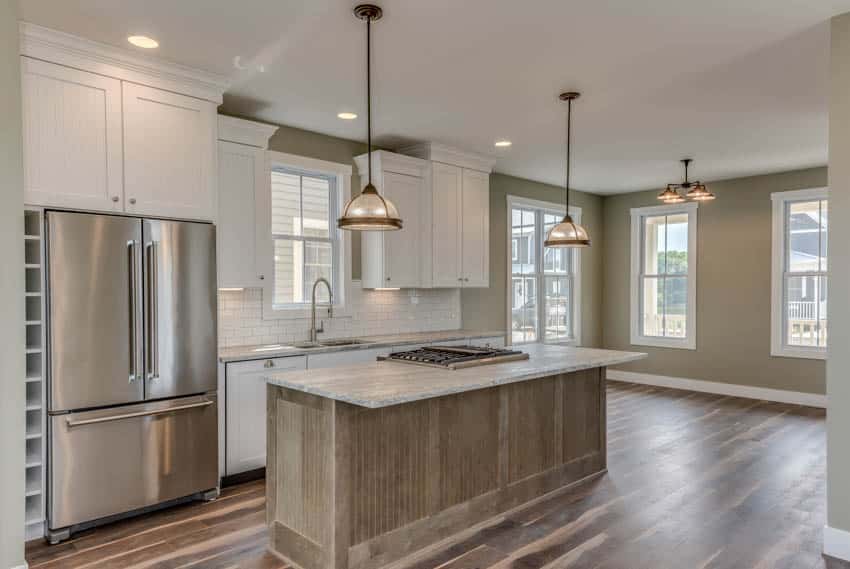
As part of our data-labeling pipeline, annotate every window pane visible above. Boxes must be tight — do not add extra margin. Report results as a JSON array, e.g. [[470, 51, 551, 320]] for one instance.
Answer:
[[303, 241, 333, 302], [820, 200, 828, 272], [665, 213, 688, 275], [819, 277, 828, 347], [271, 171, 302, 236], [643, 215, 666, 275], [511, 276, 537, 343], [273, 239, 303, 305], [543, 246, 569, 274], [786, 275, 818, 347], [544, 275, 570, 341], [641, 276, 663, 337], [511, 208, 535, 275], [302, 175, 331, 238], [664, 276, 688, 338], [788, 200, 821, 273]]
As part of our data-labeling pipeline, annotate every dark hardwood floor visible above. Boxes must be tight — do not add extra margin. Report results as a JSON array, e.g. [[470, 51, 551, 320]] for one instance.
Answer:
[[26, 381, 850, 569]]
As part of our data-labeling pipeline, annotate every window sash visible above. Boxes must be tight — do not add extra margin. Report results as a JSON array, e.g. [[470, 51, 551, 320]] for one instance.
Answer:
[[271, 166, 340, 309], [510, 205, 578, 345]]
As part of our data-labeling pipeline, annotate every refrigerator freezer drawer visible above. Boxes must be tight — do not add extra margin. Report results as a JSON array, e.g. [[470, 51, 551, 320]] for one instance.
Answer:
[[49, 394, 218, 530]]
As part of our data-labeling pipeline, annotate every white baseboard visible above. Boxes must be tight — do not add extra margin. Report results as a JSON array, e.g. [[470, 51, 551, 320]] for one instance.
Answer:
[[824, 525, 850, 561], [606, 369, 827, 408]]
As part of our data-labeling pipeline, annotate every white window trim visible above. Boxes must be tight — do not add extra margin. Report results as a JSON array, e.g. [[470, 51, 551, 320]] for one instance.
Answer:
[[630, 202, 698, 350], [505, 195, 582, 347], [770, 187, 828, 360], [260, 150, 353, 321]]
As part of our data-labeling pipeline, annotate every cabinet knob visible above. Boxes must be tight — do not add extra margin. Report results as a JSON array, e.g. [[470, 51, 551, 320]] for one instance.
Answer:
[[129, 198, 137, 205], [457, 277, 463, 282], [258, 275, 265, 281], [387, 277, 391, 281], [464, 278, 469, 282], [264, 360, 275, 368], [111, 196, 119, 203]]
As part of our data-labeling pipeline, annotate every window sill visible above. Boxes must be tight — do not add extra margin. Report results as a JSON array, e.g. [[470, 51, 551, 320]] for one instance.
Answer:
[[770, 346, 826, 361], [630, 335, 696, 350]]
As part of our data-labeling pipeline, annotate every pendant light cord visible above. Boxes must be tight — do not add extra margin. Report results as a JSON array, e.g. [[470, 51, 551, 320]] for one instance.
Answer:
[[565, 98, 571, 212], [366, 16, 372, 187]]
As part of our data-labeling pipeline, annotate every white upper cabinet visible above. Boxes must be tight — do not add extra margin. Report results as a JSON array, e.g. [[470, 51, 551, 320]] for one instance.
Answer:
[[123, 83, 217, 221], [399, 143, 495, 289], [356, 151, 432, 289], [21, 58, 124, 212], [460, 168, 490, 287], [217, 116, 278, 289], [19, 24, 228, 221]]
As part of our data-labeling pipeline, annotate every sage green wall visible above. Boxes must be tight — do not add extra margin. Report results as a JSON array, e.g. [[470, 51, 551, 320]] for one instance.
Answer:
[[827, 10, 850, 541], [602, 167, 827, 395], [461, 173, 605, 348], [0, 0, 26, 564]]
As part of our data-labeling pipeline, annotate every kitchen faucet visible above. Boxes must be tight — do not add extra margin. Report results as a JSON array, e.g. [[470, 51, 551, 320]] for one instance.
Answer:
[[310, 277, 333, 343]]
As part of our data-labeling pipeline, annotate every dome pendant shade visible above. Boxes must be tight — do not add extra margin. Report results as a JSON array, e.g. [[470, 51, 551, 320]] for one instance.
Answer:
[[338, 4, 403, 231], [544, 214, 591, 248], [545, 91, 591, 249], [337, 183, 402, 231]]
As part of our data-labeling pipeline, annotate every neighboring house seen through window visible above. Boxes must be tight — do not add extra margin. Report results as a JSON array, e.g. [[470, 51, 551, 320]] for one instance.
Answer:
[[771, 188, 828, 359]]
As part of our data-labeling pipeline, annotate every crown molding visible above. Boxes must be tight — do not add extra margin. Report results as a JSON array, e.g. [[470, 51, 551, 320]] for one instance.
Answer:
[[397, 142, 497, 173], [354, 150, 431, 179], [218, 115, 279, 148], [19, 22, 230, 103]]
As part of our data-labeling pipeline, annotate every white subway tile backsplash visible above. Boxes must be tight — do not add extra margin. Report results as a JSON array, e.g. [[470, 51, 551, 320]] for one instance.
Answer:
[[217, 285, 461, 348]]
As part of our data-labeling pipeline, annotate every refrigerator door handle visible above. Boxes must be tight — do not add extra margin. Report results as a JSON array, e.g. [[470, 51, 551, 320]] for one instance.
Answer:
[[127, 240, 139, 383], [65, 399, 214, 428], [145, 241, 159, 380]]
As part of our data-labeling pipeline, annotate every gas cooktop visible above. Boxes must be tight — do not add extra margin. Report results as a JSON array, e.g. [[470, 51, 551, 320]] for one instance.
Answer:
[[379, 345, 529, 370]]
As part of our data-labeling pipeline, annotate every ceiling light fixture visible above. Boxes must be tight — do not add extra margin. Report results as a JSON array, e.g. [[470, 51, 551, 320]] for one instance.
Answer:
[[495, 140, 512, 147], [338, 4, 403, 232], [544, 92, 591, 248], [127, 35, 159, 49], [658, 159, 715, 202], [337, 112, 358, 120]]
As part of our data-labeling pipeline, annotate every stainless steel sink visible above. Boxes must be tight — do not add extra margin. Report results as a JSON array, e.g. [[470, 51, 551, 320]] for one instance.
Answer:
[[289, 339, 373, 349]]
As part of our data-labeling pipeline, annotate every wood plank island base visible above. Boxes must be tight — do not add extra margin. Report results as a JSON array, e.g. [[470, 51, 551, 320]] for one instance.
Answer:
[[264, 344, 645, 569]]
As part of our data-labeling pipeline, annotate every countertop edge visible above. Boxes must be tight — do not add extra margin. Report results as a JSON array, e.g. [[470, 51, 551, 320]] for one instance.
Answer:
[[218, 330, 506, 363], [266, 351, 647, 409]]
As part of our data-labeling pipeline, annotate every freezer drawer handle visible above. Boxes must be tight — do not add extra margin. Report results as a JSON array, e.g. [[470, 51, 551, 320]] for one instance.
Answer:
[[65, 400, 214, 428]]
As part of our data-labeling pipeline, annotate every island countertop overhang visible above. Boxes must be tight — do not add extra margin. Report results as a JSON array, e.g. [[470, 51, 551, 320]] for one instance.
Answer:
[[264, 344, 646, 408]]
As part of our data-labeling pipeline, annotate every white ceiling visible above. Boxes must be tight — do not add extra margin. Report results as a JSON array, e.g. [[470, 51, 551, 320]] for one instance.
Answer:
[[18, 0, 850, 194]]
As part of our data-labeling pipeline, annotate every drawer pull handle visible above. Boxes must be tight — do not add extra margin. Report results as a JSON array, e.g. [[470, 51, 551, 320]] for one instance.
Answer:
[[264, 360, 275, 368], [66, 400, 213, 427]]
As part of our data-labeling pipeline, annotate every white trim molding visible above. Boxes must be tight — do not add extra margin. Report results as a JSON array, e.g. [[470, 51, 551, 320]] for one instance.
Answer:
[[505, 195, 582, 347], [824, 525, 850, 562], [19, 22, 229, 103], [607, 369, 827, 408], [629, 202, 698, 350], [260, 151, 353, 321], [397, 142, 497, 173], [770, 187, 829, 360], [217, 115, 278, 148]]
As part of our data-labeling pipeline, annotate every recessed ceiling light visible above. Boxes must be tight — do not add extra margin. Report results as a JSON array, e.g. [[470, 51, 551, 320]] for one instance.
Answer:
[[128, 35, 159, 49], [337, 112, 358, 120], [494, 140, 512, 147]]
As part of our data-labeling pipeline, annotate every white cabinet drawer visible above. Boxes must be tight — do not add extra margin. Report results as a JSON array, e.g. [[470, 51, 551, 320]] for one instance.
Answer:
[[307, 346, 395, 370], [225, 355, 306, 475]]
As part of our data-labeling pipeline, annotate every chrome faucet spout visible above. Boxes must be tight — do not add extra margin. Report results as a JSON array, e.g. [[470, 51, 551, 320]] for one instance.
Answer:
[[310, 278, 333, 343]]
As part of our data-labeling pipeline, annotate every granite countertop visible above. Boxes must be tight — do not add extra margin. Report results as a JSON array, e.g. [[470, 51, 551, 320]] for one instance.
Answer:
[[265, 344, 646, 408], [218, 329, 506, 362]]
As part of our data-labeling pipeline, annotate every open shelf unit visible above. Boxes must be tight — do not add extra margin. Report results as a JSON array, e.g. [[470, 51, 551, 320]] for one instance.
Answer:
[[24, 208, 46, 541]]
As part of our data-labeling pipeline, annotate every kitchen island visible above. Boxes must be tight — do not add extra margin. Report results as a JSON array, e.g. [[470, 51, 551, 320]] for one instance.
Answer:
[[264, 344, 645, 569]]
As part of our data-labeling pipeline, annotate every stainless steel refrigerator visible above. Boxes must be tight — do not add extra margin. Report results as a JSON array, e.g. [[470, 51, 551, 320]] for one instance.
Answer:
[[45, 211, 219, 543]]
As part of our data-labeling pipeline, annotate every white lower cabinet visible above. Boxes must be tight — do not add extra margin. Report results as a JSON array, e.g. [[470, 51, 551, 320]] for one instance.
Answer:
[[225, 355, 306, 475], [307, 346, 396, 369]]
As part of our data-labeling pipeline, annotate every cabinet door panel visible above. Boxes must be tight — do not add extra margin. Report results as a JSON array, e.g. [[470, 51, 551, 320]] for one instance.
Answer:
[[307, 346, 396, 370], [432, 163, 463, 287], [461, 169, 490, 287], [218, 141, 264, 288], [383, 171, 423, 288], [21, 58, 123, 211], [225, 356, 306, 475], [123, 83, 216, 221]]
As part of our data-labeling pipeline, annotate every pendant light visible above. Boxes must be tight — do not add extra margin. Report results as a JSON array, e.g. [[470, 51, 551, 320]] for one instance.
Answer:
[[545, 92, 591, 248], [657, 159, 715, 203], [338, 4, 403, 231]]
